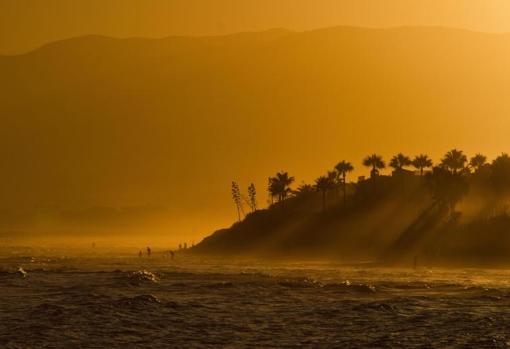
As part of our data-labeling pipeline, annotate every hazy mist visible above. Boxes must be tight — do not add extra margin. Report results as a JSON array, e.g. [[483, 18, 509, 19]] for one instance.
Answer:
[[3, 26, 510, 242]]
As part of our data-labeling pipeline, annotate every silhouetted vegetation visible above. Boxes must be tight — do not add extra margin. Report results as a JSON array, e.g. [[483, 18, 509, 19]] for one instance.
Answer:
[[231, 181, 244, 222], [335, 161, 354, 204], [390, 153, 412, 172], [470, 153, 487, 172], [268, 172, 295, 206], [315, 175, 334, 211], [412, 154, 433, 176], [196, 149, 510, 266], [363, 154, 386, 178], [426, 166, 468, 219], [441, 149, 467, 175], [247, 183, 257, 212]]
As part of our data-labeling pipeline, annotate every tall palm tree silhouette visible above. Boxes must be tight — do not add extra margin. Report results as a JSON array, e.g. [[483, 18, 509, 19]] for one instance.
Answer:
[[315, 175, 334, 211], [268, 172, 295, 204], [335, 160, 354, 204], [412, 154, 433, 176], [441, 149, 467, 174], [389, 153, 412, 172], [363, 154, 385, 178], [490, 153, 510, 196], [268, 177, 279, 204], [428, 166, 468, 218], [469, 153, 487, 172]]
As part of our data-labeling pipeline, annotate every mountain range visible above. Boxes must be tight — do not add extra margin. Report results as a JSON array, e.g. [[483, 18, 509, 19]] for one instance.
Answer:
[[1, 26, 510, 240]]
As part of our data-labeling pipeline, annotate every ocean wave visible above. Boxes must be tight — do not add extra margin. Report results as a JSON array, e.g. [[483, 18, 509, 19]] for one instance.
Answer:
[[323, 280, 377, 293], [126, 270, 159, 286], [357, 301, 400, 313], [116, 294, 161, 307], [0, 266, 28, 278], [277, 277, 323, 288]]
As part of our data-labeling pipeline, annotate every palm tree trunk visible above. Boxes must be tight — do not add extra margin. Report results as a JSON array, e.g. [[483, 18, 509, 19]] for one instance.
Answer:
[[371, 165, 377, 179], [343, 174, 347, 205], [279, 193, 286, 211], [322, 191, 326, 211]]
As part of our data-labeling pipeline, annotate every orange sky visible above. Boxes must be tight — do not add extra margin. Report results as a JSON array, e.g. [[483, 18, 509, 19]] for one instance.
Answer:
[[3, 0, 510, 54]]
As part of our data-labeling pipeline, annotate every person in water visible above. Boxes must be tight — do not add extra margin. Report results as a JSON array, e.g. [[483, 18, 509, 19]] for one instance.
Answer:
[[169, 250, 175, 260], [147, 246, 152, 257], [138, 250, 143, 258]]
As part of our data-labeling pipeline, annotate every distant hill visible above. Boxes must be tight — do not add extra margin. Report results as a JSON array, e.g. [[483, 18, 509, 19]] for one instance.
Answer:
[[193, 175, 434, 261], [193, 172, 510, 266], [2, 26, 510, 238]]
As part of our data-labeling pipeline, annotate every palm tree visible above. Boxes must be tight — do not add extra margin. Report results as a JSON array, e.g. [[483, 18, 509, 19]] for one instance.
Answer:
[[490, 153, 510, 193], [486, 153, 510, 215], [412, 154, 433, 176], [315, 175, 334, 211], [327, 170, 338, 183], [276, 172, 295, 195], [427, 166, 468, 219], [335, 160, 354, 204], [293, 183, 315, 198], [389, 153, 412, 172], [441, 149, 467, 174], [268, 177, 279, 204], [268, 172, 295, 205], [363, 154, 385, 178], [469, 153, 487, 172]]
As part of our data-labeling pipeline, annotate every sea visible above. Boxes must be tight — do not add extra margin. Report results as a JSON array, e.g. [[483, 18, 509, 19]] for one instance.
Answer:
[[1, 246, 510, 348]]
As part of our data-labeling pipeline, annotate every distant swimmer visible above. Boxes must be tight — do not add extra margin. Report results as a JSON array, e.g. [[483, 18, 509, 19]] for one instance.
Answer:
[[170, 250, 175, 260], [138, 250, 143, 258], [147, 246, 152, 257]]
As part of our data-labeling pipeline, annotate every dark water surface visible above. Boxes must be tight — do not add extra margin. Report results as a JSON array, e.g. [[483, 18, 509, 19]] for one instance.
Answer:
[[1, 250, 510, 348]]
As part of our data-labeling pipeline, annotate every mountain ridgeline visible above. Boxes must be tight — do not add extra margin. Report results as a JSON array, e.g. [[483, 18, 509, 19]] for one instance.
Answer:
[[2, 27, 510, 238], [194, 151, 510, 266]]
